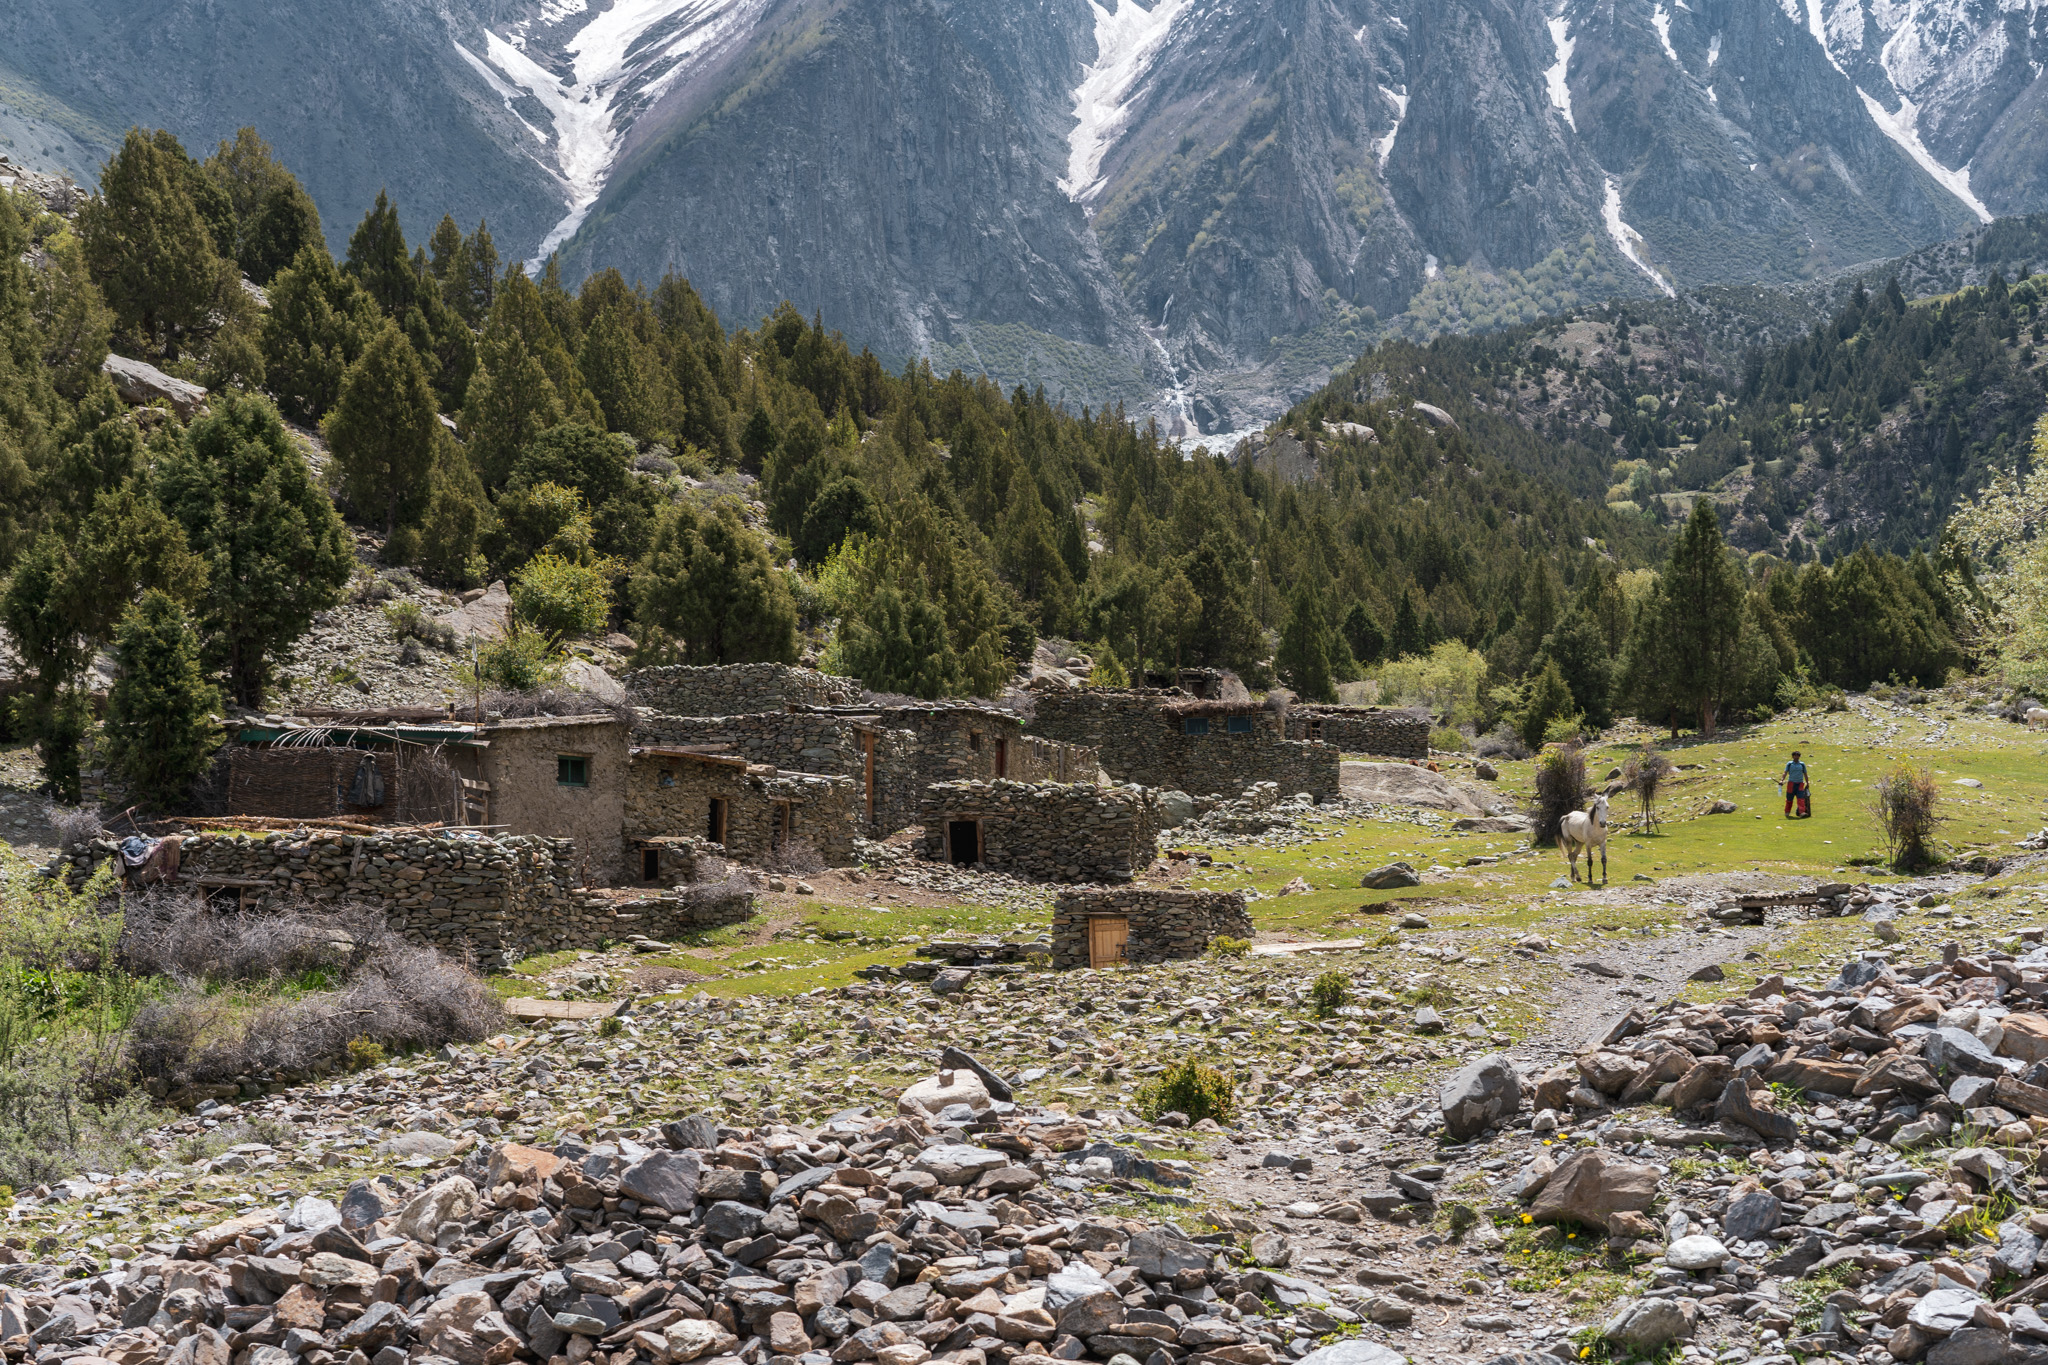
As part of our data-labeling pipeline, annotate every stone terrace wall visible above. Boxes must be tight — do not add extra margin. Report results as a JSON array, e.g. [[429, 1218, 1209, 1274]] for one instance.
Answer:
[[1050, 888, 1253, 968], [1284, 707, 1430, 758], [1027, 686, 1337, 798], [632, 714, 920, 835], [626, 752, 857, 867], [623, 664, 862, 715], [61, 831, 755, 967], [915, 780, 1160, 883]]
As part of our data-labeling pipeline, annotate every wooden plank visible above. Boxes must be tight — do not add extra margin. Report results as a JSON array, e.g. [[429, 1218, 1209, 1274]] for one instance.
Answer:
[[504, 997, 623, 1021]]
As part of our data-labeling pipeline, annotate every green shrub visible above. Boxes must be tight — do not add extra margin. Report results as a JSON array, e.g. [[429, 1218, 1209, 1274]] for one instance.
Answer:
[[1429, 725, 1468, 753], [1136, 1056, 1235, 1124], [1309, 970, 1351, 1017], [345, 1038, 387, 1071], [1869, 764, 1945, 871], [1207, 936, 1251, 959], [511, 552, 615, 638], [459, 621, 564, 692]]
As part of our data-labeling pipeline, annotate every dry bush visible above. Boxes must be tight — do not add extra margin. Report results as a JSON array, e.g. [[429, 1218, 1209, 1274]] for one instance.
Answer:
[[1474, 726, 1531, 761], [1868, 764, 1946, 871], [1531, 742, 1589, 846], [483, 686, 634, 723], [121, 893, 500, 1086], [45, 804, 105, 854], [1621, 741, 1676, 831], [768, 839, 826, 875]]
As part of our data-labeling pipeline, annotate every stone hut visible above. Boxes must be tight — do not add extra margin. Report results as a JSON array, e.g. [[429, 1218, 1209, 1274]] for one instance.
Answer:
[[622, 663, 862, 715], [915, 780, 1160, 882], [1051, 888, 1253, 968], [1026, 683, 1339, 799], [226, 712, 631, 882], [631, 712, 922, 835], [1283, 705, 1432, 758], [626, 747, 857, 870]]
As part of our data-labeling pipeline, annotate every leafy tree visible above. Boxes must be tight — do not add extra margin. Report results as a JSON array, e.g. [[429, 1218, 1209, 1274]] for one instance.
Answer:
[[492, 480, 596, 570], [325, 319, 440, 535], [103, 590, 222, 810], [630, 503, 798, 665], [509, 420, 629, 513], [261, 243, 382, 423], [799, 475, 882, 568], [155, 391, 352, 705], [76, 128, 236, 356], [511, 552, 614, 637], [1276, 582, 1338, 702], [25, 221, 113, 399]]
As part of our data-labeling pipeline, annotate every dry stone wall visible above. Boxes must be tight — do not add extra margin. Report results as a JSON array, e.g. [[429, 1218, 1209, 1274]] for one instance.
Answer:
[[1285, 706, 1431, 758], [915, 780, 1160, 882], [622, 664, 862, 715], [1027, 686, 1338, 798], [632, 713, 919, 835], [60, 830, 754, 967], [1050, 888, 1253, 968], [626, 752, 857, 867]]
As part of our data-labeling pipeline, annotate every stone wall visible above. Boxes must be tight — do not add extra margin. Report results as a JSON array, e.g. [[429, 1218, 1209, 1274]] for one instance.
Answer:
[[1284, 706, 1431, 758], [622, 664, 863, 715], [915, 780, 1160, 883], [631, 713, 921, 835], [1027, 685, 1338, 798], [626, 752, 857, 867], [1050, 889, 1253, 969], [59, 830, 754, 968]]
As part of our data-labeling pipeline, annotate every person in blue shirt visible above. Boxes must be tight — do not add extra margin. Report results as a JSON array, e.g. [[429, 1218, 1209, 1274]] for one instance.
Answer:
[[1780, 751, 1811, 819]]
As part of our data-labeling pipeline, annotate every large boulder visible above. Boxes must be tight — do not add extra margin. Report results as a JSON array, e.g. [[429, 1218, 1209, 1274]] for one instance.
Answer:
[[1439, 1053, 1521, 1139], [1295, 1340, 1410, 1365], [1342, 762, 1489, 815], [898, 1069, 992, 1117], [437, 582, 513, 642], [1603, 1297, 1696, 1351], [1361, 862, 1421, 890], [1156, 791, 1195, 828], [1528, 1150, 1659, 1226], [102, 354, 207, 418], [392, 1176, 479, 1243]]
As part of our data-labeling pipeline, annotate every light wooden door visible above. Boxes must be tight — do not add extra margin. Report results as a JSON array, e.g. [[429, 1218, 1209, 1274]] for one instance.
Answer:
[[1087, 917, 1129, 967]]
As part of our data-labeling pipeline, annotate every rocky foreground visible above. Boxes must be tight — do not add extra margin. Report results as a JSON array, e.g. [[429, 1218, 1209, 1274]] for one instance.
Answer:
[[12, 924, 2048, 1365]]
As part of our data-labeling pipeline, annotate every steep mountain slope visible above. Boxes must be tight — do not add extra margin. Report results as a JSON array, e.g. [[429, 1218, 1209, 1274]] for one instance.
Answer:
[[1, 0, 2040, 431], [0, 0, 566, 253]]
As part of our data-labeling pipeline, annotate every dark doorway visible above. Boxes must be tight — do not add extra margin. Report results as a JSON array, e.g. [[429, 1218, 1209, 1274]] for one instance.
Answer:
[[641, 848, 660, 882], [947, 820, 980, 866], [707, 798, 728, 845]]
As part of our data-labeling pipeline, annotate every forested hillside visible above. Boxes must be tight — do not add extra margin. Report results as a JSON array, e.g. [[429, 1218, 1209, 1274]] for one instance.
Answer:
[[0, 123, 2024, 810]]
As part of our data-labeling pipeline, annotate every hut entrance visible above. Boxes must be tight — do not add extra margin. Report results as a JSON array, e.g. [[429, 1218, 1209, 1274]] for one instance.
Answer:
[[1087, 917, 1128, 967], [946, 820, 980, 866]]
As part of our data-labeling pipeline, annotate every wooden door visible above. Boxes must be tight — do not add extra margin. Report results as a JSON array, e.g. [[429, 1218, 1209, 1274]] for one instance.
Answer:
[[995, 738, 1008, 778], [1087, 916, 1129, 967]]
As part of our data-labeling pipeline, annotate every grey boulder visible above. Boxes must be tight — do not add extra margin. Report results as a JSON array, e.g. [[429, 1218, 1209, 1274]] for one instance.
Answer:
[[1439, 1052, 1522, 1139], [1603, 1297, 1696, 1350]]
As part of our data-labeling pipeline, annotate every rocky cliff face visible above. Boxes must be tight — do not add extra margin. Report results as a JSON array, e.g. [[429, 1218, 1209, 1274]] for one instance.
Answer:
[[3, 0, 2039, 432]]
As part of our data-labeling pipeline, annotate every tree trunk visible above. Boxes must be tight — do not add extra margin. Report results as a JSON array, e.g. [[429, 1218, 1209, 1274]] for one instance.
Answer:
[[1699, 697, 1716, 738]]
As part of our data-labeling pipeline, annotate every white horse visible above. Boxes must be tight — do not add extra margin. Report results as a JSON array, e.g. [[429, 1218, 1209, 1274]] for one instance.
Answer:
[[2026, 707, 2048, 730], [1560, 793, 1611, 884]]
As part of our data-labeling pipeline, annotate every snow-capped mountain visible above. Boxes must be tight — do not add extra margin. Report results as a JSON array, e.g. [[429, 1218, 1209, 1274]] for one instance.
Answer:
[[1, 0, 2040, 431]]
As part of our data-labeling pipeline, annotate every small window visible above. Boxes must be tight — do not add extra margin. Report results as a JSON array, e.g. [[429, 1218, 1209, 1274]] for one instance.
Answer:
[[968, 731, 982, 751], [557, 755, 590, 787], [1226, 715, 1254, 734], [658, 767, 676, 787], [1183, 717, 1210, 735]]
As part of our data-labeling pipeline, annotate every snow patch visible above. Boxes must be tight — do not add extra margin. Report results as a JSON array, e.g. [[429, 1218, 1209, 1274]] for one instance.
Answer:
[[1545, 13, 1577, 130], [1778, 0, 1802, 22], [466, 0, 775, 263], [1803, 0, 1846, 74], [1354, 24, 1368, 45], [1602, 177, 1675, 297], [1377, 85, 1408, 168], [1707, 33, 1720, 66], [1652, 5, 1679, 64], [1856, 87, 1993, 222], [1063, 0, 1192, 205], [1423, 254, 1439, 280], [452, 41, 552, 145]]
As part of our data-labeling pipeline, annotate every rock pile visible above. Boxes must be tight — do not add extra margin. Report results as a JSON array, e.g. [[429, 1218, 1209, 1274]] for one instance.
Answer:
[[11, 1098, 1325, 1365], [1516, 933, 2048, 1363]]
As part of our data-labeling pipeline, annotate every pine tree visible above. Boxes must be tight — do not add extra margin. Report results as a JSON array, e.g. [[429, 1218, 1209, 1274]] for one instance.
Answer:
[[324, 318, 440, 535], [427, 215, 464, 281], [412, 441, 492, 586], [104, 590, 222, 810], [344, 190, 419, 316], [629, 503, 798, 665], [1519, 658, 1578, 750], [1534, 607, 1615, 729], [261, 242, 382, 423], [155, 391, 353, 705], [837, 584, 957, 699], [76, 128, 235, 356], [1276, 582, 1338, 701], [458, 222, 500, 324], [1390, 589, 1423, 658], [1341, 602, 1387, 666], [1640, 498, 1751, 736], [202, 127, 320, 284], [0, 534, 90, 795], [578, 304, 655, 439]]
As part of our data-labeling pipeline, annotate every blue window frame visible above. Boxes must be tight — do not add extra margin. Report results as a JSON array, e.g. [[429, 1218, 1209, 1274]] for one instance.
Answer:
[[1226, 715, 1254, 734], [1183, 717, 1210, 735]]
